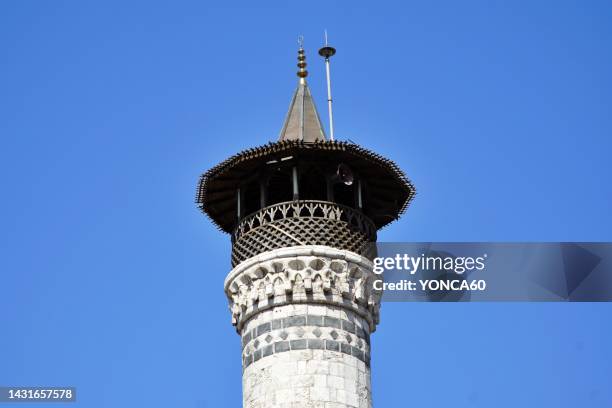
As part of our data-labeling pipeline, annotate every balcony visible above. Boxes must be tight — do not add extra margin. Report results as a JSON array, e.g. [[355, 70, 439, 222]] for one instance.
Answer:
[[231, 200, 376, 266]]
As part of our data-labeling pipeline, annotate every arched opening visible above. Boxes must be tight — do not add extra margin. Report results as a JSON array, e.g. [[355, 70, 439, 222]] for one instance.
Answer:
[[242, 181, 260, 216], [299, 165, 327, 201], [333, 182, 355, 208], [267, 166, 293, 205]]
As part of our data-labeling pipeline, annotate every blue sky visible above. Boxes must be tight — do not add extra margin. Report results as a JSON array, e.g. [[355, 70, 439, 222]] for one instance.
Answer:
[[1, 1, 611, 407]]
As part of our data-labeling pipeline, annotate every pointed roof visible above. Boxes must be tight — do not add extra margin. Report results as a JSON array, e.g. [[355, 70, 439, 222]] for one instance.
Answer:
[[278, 46, 327, 142], [279, 81, 327, 142], [196, 140, 416, 233]]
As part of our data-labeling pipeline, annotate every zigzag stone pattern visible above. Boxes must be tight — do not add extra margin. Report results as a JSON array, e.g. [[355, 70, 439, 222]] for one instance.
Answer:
[[225, 246, 380, 408], [241, 312, 372, 369]]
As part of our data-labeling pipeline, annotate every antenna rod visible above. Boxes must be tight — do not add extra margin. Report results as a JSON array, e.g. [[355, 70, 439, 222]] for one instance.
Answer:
[[318, 30, 337, 141]]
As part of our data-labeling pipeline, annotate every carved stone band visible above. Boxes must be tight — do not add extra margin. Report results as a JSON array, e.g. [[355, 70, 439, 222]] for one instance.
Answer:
[[224, 246, 381, 332], [240, 313, 372, 369]]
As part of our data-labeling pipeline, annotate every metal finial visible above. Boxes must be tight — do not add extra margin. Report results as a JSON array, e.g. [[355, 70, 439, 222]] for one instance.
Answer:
[[318, 31, 336, 141], [318, 32, 336, 59], [296, 36, 308, 83]]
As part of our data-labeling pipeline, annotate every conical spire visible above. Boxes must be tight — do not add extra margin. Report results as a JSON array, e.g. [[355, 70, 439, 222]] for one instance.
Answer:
[[279, 41, 327, 143]]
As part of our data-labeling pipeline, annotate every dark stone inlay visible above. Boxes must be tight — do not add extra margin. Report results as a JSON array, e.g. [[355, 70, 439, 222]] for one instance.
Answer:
[[342, 320, 356, 334], [352, 346, 365, 362], [285, 315, 306, 327], [257, 322, 271, 336], [326, 340, 340, 351], [242, 314, 371, 352], [262, 344, 273, 357], [242, 339, 370, 368], [242, 331, 251, 347], [356, 326, 370, 344], [244, 354, 253, 368], [274, 341, 290, 353], [340, 343, 351, 355], [308, 339, 324, 349], [307, 315, 324, 326], [290, 339, 307, 350], [324, 316, 341, 329]]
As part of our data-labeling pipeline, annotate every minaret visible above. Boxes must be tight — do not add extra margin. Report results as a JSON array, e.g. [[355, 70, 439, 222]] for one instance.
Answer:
[[196, 43, 415, 408]]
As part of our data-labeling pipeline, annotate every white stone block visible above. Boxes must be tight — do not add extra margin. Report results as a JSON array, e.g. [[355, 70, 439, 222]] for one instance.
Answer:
[[335, 389, 347, 404], [344, 378, 357, 394], [313, 374, 327, 388], [308, 304, 328, 316], [346, 391, 358, 407], [310, 386, 330, 401], [235, 247, 375, 408], [293, 304, 307, 315], [329, 362, 344, 377], [344, 366, 357, 381], [327, 375, 344, 390]]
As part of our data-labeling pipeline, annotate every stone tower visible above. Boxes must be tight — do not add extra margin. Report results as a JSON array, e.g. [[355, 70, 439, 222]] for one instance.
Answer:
[[196, 44, 415, 408]]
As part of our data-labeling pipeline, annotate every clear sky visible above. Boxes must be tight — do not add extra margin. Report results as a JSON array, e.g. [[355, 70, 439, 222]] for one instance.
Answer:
[[1, 1, 611, 407]]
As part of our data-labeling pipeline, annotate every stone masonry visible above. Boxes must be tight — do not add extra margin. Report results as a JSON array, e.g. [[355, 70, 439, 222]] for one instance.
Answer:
[[224, 246, 381, 408], [197, 45, 414, 408]]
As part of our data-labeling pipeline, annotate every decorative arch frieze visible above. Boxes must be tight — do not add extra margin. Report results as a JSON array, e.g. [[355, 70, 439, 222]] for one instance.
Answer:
[[225, 246, 382, 332]]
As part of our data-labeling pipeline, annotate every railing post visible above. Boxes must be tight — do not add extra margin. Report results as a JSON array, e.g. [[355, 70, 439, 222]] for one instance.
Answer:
[[236, 188, 243, 221], [326, 176, 334, 202], [292, 166, 299, 200], [260, 178, 267, 208], [232, 200, 376, 259]]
